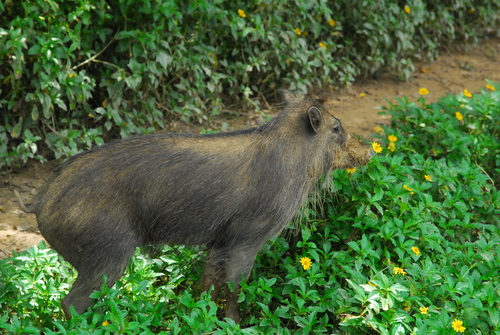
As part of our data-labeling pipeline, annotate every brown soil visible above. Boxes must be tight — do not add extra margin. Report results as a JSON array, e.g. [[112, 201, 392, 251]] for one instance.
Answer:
[[1, 39, 499, 259]]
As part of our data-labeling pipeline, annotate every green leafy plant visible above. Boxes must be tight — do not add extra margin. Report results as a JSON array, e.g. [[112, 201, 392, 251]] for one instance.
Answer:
[[380, 80, 500, 183], [1, 85, 499, 333]]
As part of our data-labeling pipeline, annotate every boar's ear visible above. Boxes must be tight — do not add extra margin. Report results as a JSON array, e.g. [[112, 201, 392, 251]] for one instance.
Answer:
[[307, 106, 322, 132], [279, 89, 296, 104]]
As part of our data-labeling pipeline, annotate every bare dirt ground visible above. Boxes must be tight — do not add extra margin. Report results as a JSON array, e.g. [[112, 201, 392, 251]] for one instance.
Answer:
[[1, 39, 499, 259]]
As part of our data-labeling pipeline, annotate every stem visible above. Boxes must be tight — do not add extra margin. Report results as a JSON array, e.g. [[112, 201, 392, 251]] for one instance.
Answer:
[[71, 31, 120, 71], [42, 119, 62, 137]]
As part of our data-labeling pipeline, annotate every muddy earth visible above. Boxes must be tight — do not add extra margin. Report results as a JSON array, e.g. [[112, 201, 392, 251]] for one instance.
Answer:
[[1, 39, 499, 259]]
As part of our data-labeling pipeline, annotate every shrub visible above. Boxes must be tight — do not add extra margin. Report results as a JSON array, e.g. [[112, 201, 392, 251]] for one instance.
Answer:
[[1, 0, 500, 170]]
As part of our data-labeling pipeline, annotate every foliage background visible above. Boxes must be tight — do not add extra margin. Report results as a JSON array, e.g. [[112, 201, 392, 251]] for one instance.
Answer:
[[1, 0, 500, 333], [1, 0, 500, 169]]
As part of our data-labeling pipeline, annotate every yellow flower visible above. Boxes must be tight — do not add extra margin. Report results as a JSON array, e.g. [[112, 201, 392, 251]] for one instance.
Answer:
[[328, 19, 336, 26], [319, 42, 327, 50], [372, 142, 383, 153], [463, 89, 472, 98], [455, 111, 463, 121], [452, 319, 466, 333], [419, 87, 429, 95], [424, 175, 432, 181], [294, 28, 301, 36], [411, 246, 420, 255], [404, 5, 410, 14], [419, 307, 428, 314], [300, 257, 312, 270], [346, 168, 356, 174], [238, 9, 246, 18], [373, 125, 385, 134], [486, 84, 495, 91], [388, 142, 396, 152], [102, 320, 110, 326], [403, 185, 414, 194], [393, 267, 407, 275], [388, 135, 398, 142]]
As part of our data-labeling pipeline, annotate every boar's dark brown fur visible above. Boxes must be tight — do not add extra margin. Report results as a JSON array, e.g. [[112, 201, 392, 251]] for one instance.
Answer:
[[15, 89, 373, 322]]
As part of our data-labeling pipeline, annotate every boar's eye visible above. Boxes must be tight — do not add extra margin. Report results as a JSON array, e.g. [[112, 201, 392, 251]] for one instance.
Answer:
[[332, 121, 342, 133]]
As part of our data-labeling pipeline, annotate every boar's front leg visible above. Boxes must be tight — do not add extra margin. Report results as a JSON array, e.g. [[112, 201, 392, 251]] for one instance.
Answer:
[[201, 247, 226, 304], [201, 243, 261, 322]]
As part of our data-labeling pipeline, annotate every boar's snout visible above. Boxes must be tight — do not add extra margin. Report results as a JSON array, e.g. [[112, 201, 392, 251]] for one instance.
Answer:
[[332, 135, 373, 170], [366, 147, 374, 161]]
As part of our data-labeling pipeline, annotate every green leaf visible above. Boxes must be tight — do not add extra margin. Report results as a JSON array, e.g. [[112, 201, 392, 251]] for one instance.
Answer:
[[10, 117, 23, 138], [347, 241, 360, 252], [156, 50, 172, 70], [207, 81, 215, 93], [373, 202, 384, 215], [489, 307, 499, 327], [125, 75, 142, 90], [41, 94, 52, 119], [371, 187, 384, 202], [453, 201, 467, 214], [27, 44, 41, 55], [31, 104, 39, 121]]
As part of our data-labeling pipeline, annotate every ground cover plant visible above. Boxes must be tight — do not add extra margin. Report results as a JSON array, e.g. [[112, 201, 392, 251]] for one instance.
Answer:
[[1, 84, 499, 334], [1, 0, 500, 170]]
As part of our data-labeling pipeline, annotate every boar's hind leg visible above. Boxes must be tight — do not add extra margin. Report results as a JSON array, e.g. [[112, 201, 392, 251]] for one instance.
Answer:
[[60, 233, 139, 319]]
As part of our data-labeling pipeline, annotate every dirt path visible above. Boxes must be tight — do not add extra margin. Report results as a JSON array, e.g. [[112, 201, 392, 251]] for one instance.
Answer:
[[1, 39, 499, 259]]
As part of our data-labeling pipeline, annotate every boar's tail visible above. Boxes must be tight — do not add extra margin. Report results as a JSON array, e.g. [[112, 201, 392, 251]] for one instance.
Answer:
[[13, 190, 36, 213]]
